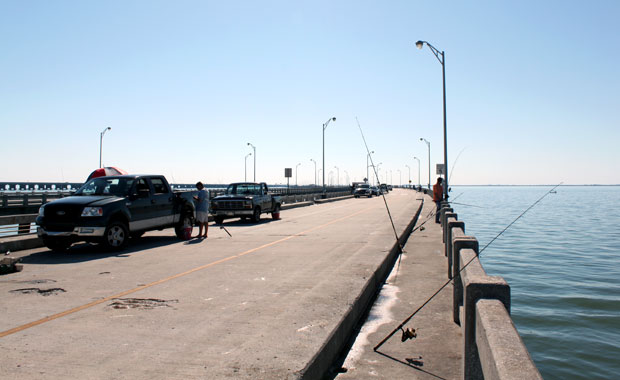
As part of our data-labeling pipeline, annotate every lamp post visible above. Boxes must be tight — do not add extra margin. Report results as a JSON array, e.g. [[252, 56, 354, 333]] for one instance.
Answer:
[[334, 166, 339, 186], [366, 150, 374, 184], [322, 117, 336, 196], [247, 142, 256, 182], [413, 156, 421, 188], [390, 170, 393, 186], [318, 168, 322, 186], [376, 162, 383, 185], [244, 153, 252, 182], [420, 138, 431, 189], [99, 127, 111, 168], [344, 170, 349, 186], [397, 169, 401, 187], [405, 165, 411, 187], [295, 163, 301, 186], [416, 40, 448, 199], [310, 159, 317, 186]]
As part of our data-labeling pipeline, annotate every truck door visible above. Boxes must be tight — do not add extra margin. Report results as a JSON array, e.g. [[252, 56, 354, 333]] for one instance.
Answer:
[[128, 178, 154, 231], [261, 183, 272, 211], [149, 177, 176, 227]]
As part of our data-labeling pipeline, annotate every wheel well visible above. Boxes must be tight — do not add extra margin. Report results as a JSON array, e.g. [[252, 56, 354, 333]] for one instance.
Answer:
[[109, 213, 129, 226]]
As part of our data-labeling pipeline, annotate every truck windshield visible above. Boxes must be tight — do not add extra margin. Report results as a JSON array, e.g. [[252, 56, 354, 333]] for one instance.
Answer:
[[226, 183, 259, 195], [75, 178, 134, 197]]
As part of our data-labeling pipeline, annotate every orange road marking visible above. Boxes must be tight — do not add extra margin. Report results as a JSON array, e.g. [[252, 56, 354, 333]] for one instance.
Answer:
[[0, 206, 373, 338]]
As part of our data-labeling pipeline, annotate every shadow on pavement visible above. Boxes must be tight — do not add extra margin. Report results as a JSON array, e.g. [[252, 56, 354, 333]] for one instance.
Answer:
[[18, 235, 183, 265], [374, 350, 447, 380]]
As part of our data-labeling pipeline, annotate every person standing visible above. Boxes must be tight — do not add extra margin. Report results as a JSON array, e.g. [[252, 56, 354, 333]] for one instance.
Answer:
[[193, 182, 209, 238], [433, 177, 445, 223]]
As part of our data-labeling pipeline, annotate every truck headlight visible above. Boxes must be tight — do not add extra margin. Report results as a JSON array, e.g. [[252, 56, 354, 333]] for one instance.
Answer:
[[38, 206, 45, 217], [244, 200, 252, 208], [81, 207, 103, 217]]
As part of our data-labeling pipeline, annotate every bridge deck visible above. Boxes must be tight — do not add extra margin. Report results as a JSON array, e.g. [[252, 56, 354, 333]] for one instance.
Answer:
[[0, 189, 430, 379]]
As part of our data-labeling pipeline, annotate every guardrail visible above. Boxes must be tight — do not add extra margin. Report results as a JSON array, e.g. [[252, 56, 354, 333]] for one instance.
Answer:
[[439, 204, 542, 380]]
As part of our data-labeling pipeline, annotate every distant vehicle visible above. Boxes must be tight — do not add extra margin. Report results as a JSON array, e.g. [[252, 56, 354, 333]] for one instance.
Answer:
[[379, 184, 389, 194], [370, 186, 380, 196], [210, 182, 281, 224], [36, 175, 197, 252], [387, 185, 393, 191], [354, 184, 372, 198]]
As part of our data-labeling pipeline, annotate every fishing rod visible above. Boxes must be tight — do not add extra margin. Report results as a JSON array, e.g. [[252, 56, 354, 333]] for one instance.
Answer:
[[373, 182, 562, 351], [449, 201, 484, 208]]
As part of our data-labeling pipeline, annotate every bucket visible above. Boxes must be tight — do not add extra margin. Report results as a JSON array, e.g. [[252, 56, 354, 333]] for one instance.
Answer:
[[272, 212, 280, 220], [183, 226, 192, 240]]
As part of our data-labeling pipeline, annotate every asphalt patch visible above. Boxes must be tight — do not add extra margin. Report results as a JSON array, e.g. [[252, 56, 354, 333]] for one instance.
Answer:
[[10, 287, 66, 296], [108, 298, 178, 310]]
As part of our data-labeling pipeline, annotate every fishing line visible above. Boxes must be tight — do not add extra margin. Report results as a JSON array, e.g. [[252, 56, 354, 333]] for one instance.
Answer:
[[448, 147, 466, 184], [449, 201, 484, 208], [355, 117, 403, 255], [373, 182, 562, 351]]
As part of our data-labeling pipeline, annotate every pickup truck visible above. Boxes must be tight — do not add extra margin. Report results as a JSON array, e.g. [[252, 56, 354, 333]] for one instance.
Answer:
[[36, 175, 196, 251], [210, 182, 281, 224]]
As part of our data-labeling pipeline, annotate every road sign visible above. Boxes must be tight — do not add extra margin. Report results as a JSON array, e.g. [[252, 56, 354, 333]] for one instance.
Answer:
[[285, 168, 292, 178]]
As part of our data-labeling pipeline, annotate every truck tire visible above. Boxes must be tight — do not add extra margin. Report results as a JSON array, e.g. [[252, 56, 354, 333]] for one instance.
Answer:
[[251, 207, 261, 223], [43, 238, 71, 253], [102, 221, 129, 250], [175, 214, 194, 240]]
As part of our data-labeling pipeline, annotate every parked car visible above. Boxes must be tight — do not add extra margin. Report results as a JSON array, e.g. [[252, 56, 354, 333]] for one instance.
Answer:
[[210, 182, 281, 224], [36, 175, 197, 252], [354, 184, 372, 198], [370, 186, 380, 196], [379, 183, 389, 194]]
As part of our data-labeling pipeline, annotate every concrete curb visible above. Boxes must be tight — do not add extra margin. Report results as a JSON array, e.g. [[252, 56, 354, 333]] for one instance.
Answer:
[[314, 195, 354, 204], [299, 199, 424, 380]]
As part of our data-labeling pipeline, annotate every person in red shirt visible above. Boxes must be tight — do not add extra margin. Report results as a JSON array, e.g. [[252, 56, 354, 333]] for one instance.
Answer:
[[433, 177, 444, 223]]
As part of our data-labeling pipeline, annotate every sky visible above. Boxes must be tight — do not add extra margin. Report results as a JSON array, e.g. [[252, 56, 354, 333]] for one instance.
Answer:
[[1, 0, 618, 186]]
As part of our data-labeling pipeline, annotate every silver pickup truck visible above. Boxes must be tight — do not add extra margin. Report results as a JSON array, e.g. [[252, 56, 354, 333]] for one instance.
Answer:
[[210, 182, 281, 224]]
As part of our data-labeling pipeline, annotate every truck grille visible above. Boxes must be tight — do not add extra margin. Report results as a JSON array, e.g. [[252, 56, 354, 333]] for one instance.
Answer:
[[44, 204, 82, 223], [216, 201, 245, 210]]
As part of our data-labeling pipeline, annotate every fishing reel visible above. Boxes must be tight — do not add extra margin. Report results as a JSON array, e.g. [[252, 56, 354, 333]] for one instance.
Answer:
[[400, 327, 417, 342]]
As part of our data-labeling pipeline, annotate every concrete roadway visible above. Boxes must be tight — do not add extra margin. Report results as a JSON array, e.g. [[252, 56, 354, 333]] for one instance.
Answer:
[[0, 189, 421, 380]]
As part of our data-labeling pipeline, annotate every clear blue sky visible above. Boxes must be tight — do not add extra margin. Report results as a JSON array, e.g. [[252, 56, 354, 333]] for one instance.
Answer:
[[1, 1, 618, 185]]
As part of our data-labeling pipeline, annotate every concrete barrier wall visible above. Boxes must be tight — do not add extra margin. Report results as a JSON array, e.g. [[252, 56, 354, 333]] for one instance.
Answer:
[[439, 204, 542, 380]]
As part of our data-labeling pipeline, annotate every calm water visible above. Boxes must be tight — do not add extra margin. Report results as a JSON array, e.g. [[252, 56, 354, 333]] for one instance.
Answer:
[[451, 186, 620, 380]]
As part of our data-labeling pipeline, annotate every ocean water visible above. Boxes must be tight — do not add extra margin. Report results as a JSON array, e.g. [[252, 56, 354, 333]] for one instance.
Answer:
[[451, 186, 620, 380]]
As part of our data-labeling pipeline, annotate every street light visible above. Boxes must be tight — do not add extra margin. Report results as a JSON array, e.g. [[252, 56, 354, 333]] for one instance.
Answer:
[[397, 169, 401, 187], [247, 143, 256, 182], [413, 156, 421, 188], [376, 162, 383, 185], [310, 159, 317, 186], [295, 163, 301, 186], [322, 117, 336, 196], [416, 40, 449, 199], [344, 170, 349, 186], [245, 153, 252, 182], [366, 150, 374, 184], [99, 127, 111, 168], [334, 166, 339, 186], [420, 138, 431, 189], [405, 165, 411, 187]]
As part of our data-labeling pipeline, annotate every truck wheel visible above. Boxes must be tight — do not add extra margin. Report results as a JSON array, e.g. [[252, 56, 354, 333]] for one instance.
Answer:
[[175, 214, 194, 240], [251, 207, 261, 223], [103, 221, 129, 250], [43, 239, 71, 252], [214, 216, 224, 224]]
